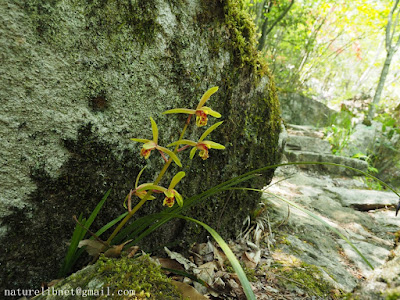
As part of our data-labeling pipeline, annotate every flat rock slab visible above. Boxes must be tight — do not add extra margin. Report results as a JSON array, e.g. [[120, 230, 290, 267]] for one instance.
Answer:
[[285, 135, 332, 154], [284, 150, 369, 175], [325, 187, 399, 211], [264, 171, 398, 293], [368, 210, 400, 233]]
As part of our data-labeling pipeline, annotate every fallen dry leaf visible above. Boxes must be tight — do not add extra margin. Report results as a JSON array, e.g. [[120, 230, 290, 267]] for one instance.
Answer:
[[78, 239, 132, 258], [156, 257, 185, 271], [78, 240, 106, 257], [127, 245, 140, 258], [165, 247, 197, 270], [171, 280, 209, 300]]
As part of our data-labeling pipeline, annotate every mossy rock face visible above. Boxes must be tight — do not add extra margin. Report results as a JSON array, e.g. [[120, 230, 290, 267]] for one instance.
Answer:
[[32, 255, 182, 300], [0, 0, 281, 292]]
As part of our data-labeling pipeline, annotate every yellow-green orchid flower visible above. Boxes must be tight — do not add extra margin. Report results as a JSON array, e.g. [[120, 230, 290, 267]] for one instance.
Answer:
[[124, 166, 156, 211], [136, 172, 185, 207], [168, 122, 225, 160], [131, 117, 182, 167], [163, 87, 221, 127]]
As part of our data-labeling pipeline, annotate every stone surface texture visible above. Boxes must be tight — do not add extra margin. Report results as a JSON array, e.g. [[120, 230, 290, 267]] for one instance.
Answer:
[[279, 93, 335, 127], [267, 123, 400, 298]]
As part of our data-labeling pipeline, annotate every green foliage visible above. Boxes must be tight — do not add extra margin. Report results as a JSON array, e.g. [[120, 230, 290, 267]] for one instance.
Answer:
[[245, 0, 400, 105], [59, 189, 123, 277], [323, 110, 354, 155]]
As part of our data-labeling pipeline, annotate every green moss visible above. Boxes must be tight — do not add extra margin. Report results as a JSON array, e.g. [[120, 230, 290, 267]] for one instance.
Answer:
[[32, 254, 182, 299], [274, 261, 334, 298], [386, 292, 400, 300], [96, 255, 182, 300]]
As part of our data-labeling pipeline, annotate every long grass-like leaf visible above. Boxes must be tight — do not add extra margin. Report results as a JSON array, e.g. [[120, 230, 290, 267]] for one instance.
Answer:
[[58, 189, 111, 277], [59, 213, 85, 277]]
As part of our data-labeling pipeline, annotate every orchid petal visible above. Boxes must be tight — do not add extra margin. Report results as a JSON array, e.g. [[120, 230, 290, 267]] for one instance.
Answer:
[[199, 121, 224, 141], [163, 108, 196, 115], [135, 166, 147, 189], [150, 117, 158, 144], [143, 141, 157, 149], [174, 191, 183, 207], [197, 86, 219, 109], [157, 146, 182, 167], [200, 106, 221, 118], [164, 189, 175, 198], [167, 139, 198, 147], [169, 171, 185, 189], [130, 138, 151, 143], [136, 184, 166, 193], [202, 141, 226, 149], [189, 147, 197, 159]]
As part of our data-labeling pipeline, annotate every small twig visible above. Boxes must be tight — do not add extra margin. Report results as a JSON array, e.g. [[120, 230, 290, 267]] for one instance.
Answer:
[[128, 190, 133, 212], [185, 114, 192, 125], [177, 145, 191, 152], [159, 149, 168, 163]]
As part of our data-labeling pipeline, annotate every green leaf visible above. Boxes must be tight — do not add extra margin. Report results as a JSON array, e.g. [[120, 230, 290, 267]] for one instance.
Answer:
[[59, 189, 111, 277]]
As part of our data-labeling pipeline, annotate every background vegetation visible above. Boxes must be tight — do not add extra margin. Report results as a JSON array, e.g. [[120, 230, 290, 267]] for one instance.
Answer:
[[245, 0, 400, 187]]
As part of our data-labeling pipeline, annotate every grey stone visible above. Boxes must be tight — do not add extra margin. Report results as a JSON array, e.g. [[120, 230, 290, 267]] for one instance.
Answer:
[[284, 150, 369, 175], [285, 135, 332, 154], [342, 122, 382, 157], [324, 187, 399, 210], [279, 93, 335, 127], [264, 168, 399, 293]]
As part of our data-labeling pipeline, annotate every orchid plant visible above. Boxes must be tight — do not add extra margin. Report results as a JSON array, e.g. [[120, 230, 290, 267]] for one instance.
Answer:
[[103, 86, 225, 244], [68, 87, 259, 299]]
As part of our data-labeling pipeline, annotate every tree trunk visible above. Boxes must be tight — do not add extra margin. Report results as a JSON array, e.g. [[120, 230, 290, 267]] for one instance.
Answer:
[[367, 0, 400, 120], [368, 51, 396, 119], [258, 0, 295, 51]]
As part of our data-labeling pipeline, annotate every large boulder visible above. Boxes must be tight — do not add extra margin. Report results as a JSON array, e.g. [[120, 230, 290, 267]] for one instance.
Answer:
[[279, 93, 334, 127], [0, 0, 281, 292]]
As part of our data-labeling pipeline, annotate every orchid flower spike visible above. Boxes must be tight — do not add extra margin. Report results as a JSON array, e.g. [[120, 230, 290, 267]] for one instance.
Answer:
[[168, 121, 225, 160], [135, 172, 186, 207], [131, 117, 182, 167], [163, 87, 221, 127]]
